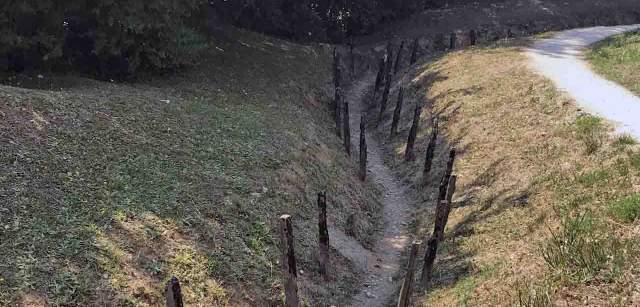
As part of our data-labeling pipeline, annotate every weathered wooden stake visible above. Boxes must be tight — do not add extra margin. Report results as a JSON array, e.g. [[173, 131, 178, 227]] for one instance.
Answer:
[[441, 175, 457, 234], [433, 199, 450, 243], [359, 114, 367, 181], [333, 50, 341, 89], [394, 40, 405, 74], [420, 236, 439, 290], [378, 73, 392, 125], [165, 276, 183, 307], [397, 240, 422, 307], [469, 29, 477, 46], [335, 90, 342, 137], [449, 32, 457, 50], [443, 148, 457, 185], [350, 42, 355, 76], [279, 215, 300, 307], [423, 118, 439, 181], [373, 56, 386, 99], [390, 87, 405, 138], [410, 38, 419, 64], [404, 105, 422, 161], [343, 101, 351, 156], [317, 192, 329, 275]]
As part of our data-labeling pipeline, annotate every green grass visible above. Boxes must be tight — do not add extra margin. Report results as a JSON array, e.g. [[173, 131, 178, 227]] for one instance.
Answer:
[[0, 29, 380, 306], [588, 30, 640, 95], [575, 115, 605, 154], [610, 194, 640, 222], [541, 212, 626, 283], [612, 134, 637, 147]]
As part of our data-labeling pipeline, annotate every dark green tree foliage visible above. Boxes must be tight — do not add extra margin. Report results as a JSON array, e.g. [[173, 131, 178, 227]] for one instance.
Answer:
[[1, 0, 207, 76]]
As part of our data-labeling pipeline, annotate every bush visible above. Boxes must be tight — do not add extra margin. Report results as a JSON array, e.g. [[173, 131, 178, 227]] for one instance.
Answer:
[[0, 0, 208, 76]]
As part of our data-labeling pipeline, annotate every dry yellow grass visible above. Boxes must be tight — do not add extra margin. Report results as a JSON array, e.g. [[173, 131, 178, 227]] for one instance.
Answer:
[[380, 44, 640, 306]]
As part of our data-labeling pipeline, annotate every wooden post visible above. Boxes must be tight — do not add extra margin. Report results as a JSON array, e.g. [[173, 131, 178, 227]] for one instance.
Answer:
[[343, 101, 351, 156], [279, 215, 300, 307], [317, 193, 329, 275], [335, 90, 342, 138], [373, 56, 386, 99], [359, 114, 367, 181], [350, 42, 355, 76], [378, 73, 392, 125], [397, 240, 422, 307], [443, 148, 457, 185], [394, 40, 405, 74], [404, 105, 422, 161], [423, 118, 439, 181], [333, 50, 341, 89], [442, 175, 457, 234], [410, 38, 419, 64], [450, 32, 457, 50], [165, 276, 183, 307], [390, 87, 405, 138], [433, 199, 449, 243], [469, 29, 477, 46], [420, 236, 439, 290], [435, 33, 445, 51]]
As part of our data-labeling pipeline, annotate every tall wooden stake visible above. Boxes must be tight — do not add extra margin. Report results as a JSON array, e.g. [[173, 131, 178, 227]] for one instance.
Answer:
[[423, 118, 439, 182], [410, 38, 419, 64], [359, 114, 367, 181], [279, 215, 300, 307], [443, 148, 457, 185], [433, 199, 450, 243], [343, 101, 351, 156], [317, 193, 329, 275], [397, 240, 422, 307], [335, 90, 342, 138], [441, 175, 457, 236], [165, 276, 184, 307], [404, 105, 422, 161], [390, 87, 405, 138], [420, 236, 438, 290], [449, 32, 457, 50], [469, 29, 477, 46], [373, 56, 386, 100], [378, 72, 392, 125], [394, 40, 405, 74]]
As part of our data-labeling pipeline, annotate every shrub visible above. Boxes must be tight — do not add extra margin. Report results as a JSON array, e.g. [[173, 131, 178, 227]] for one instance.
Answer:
[[0, 0, 208, 76]]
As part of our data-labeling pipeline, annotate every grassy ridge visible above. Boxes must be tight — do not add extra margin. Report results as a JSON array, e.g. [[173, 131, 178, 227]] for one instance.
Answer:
[[0, 29, 381, 306], [588, 30, 640, 95], [376, 43, 640, 305]]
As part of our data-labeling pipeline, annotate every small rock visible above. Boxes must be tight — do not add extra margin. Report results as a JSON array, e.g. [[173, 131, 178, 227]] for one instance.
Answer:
[[365, 291, 376, 298], [299, 270, 304, 275]]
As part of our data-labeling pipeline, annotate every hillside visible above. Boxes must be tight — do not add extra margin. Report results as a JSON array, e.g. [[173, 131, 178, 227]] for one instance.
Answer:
[[0, 29, 382, 306]]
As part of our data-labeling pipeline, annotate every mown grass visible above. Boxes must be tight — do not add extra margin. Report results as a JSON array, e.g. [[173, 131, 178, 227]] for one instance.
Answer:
[[588, 30, 640, 95], [0, 29, 380, 306]]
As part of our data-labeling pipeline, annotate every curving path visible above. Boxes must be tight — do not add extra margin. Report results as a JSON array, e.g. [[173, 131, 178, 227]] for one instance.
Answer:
[[528, 25, 640, 137], [327, 72, 414, 307]]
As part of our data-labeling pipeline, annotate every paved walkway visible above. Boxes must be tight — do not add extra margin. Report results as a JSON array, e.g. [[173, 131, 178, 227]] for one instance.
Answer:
[[528, 25, 640, 137]]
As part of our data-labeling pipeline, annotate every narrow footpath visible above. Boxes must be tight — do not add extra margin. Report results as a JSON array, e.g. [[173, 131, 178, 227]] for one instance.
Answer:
[[528, 25, 640, 137], [328, 72, 415, 306]]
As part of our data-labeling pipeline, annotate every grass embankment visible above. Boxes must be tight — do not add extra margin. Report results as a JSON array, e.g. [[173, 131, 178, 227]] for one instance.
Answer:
[[0, 29, 381, 306], [588, 30, 640, 95], [376, 42, 640, 305]]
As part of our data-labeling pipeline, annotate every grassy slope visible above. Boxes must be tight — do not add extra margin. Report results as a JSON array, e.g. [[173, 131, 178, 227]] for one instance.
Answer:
[[0, 29, 381, 306], [375, 42, 640, 305], [588, 30, 640, 96]]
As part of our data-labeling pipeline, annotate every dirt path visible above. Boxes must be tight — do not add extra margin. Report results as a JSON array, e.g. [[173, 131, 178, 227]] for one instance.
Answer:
[[528, 25, 640, 137], [328, 72, 414, 306]]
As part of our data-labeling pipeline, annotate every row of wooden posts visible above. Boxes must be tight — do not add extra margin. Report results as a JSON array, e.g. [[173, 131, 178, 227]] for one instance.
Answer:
[[162, 33, 466, 307]]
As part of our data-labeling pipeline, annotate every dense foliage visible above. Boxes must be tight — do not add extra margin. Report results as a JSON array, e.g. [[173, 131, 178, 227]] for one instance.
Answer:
[[211, 0, 436, 42], [0, 0, 208, 76], [0, 0, 434, 75]]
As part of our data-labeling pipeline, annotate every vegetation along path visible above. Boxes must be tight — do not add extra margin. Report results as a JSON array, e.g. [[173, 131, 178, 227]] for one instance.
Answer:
[[528, 25, 640, 137], [328, 72, 415, 306]]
